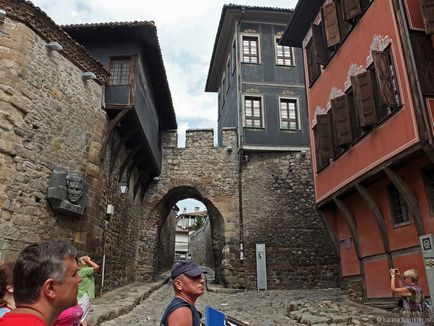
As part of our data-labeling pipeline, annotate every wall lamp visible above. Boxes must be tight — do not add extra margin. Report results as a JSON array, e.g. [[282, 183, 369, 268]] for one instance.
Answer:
[[82, 72, 97, 80], [0, 9, 6, 23], [45, 41, 63, 51], [153, 176, 160, 182], [226, 146, 233, 153]]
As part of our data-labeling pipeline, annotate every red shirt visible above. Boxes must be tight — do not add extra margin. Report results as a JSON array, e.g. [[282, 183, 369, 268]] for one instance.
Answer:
[[0, 314, 46, 326]]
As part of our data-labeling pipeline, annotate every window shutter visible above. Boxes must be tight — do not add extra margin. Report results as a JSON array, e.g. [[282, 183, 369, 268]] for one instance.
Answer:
[[343, 0, 362, 20], [411, 32, 434, 95], [332, 95, 353, 146], [312, 24, 327, 65], [322, 2, 341, 47], [372, 51, 396, 109], [422, 0, 434, 34], [316, 113, 335, 162], [351, 71, 378, 127]]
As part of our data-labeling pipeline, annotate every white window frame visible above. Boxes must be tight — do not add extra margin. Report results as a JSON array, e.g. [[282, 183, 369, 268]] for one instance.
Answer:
[[243, 94, 265, 128], [240, 33, 261, 64], [274, 37, 295, 66], [278, 96, 301, 131]]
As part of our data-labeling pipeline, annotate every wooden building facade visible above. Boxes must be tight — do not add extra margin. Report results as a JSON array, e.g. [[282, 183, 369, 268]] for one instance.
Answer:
[[282, 0, 434, 303]]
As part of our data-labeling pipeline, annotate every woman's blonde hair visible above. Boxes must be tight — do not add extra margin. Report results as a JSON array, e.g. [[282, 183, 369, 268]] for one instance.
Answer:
[[403, 269, 419, 283]]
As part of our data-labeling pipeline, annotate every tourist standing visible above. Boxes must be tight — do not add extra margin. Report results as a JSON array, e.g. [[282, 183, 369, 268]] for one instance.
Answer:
[[161, 260, 206, 326]]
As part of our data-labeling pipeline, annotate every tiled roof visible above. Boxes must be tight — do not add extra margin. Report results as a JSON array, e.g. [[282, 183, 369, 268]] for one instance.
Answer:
[[62, 20, 155, 29]]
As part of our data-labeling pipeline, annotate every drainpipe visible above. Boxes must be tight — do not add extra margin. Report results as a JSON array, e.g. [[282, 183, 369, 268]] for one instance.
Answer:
[[236, 7, 246, 262], [396, 0, 434, 153]]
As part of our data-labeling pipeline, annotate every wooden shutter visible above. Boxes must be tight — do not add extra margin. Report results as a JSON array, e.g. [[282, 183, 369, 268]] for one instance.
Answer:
[[332, 95, 353, 146], [411, 33, 434, 95], [312, 24, 327, 65], [351, 71, 378, 127], [322, 2, 341, 47], [343, 0, 362, 21], [422, 0, 434, 34], [372, 51, 396, 109], [316, 113, 335, 161]]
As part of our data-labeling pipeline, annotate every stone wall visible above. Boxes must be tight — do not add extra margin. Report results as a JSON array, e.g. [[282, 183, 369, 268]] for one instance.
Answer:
[[140, 128, 242, 285], [0, 14, 105, 261], [189, 217, 214, 267], [240, 151, 340, 289], [156, 207, 176, 274], [0, 11, 147, 294]]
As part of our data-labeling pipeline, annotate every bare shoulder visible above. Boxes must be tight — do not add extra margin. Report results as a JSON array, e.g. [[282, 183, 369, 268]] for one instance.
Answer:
[[168, 306, 192, 326]]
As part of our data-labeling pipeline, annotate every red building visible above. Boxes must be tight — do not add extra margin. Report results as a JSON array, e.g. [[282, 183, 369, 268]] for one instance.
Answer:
[[282, 0, 434, 303]]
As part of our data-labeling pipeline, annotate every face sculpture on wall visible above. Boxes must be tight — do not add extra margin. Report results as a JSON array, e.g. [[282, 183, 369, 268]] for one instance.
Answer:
[[66, 174, 84, 204], [47, 167, 89, 215]]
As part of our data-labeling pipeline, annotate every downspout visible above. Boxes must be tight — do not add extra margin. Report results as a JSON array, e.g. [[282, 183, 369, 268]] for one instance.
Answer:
[[236, 7, 246, 262], [396, 0, 434, 153]]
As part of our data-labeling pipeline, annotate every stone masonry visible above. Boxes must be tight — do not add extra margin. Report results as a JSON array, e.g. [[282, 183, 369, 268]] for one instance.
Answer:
[[139, 128, 339, 289], [189, 216, 215, 267], [139, 128, 240, 285], [0, 2, 150, 293], [241, 151, 339, 289], [0, 11, 105, 260]]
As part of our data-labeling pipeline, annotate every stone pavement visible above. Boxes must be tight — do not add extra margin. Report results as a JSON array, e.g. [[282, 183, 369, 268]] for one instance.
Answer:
[[84, 271, 421, 326]]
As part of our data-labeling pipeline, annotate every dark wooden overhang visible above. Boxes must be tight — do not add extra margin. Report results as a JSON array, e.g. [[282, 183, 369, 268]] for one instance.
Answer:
[[63, 22, 178, 199], [62, 21, 177, 130], [205, 4, 292, 92], [280, 0, 323, 47]]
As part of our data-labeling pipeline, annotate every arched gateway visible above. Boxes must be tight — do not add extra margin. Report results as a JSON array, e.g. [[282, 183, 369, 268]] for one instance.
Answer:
[[138, 128, 242, 287], [136, 128, 339, 289]]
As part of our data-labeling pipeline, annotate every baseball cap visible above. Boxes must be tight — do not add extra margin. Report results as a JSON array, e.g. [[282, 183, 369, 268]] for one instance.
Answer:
[[171, 260, 207, 279]]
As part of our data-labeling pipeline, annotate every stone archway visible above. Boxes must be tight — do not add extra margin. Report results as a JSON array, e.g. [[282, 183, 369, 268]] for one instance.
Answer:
[[136, 129, 243, 287], [151, 185, 225, 283]]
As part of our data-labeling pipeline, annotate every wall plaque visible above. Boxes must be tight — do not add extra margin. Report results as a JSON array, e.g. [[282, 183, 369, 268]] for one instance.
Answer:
[[47, 167, 89, 215]]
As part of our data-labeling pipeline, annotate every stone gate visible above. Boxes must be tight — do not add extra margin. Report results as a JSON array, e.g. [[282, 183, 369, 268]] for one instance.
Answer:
[[137, 128, 339, 289]]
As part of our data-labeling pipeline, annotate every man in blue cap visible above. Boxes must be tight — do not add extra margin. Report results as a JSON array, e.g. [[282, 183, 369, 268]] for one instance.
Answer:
[[160, 260, 206, 326]]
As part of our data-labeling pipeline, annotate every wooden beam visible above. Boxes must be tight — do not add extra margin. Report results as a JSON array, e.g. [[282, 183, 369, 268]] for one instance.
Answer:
[[317, 209, 340, 258], [317, 143, 424, 208], [355, 183, 393, 268], [423, 144, 434, 164], [334, 197, 361, 258], [118, 145, 144, 182], [133, 169, 150, 200], [100, 108, 132, 162], [384, 167, 425, 236], [334, 197, 367, 302], [140, 177, 153, 202], [109, 130, 138, 173]]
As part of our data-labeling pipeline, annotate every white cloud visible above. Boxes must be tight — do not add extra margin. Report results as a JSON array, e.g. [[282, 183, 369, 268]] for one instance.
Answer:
[[32, 0, 298, 146]]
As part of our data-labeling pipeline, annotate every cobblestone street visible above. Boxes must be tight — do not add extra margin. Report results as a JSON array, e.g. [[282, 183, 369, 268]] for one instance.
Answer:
[[97, 276, 404, 326]]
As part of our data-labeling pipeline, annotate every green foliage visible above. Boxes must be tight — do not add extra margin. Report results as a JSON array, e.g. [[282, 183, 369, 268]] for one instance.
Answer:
[[192, 216, 206, 230]]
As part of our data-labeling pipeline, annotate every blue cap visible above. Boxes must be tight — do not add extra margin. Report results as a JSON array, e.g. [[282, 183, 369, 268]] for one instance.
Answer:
[[171, 260, 206, 279]]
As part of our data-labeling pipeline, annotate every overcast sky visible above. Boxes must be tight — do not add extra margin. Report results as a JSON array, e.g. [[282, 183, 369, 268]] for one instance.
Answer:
[[31, 0, 298, 211]]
